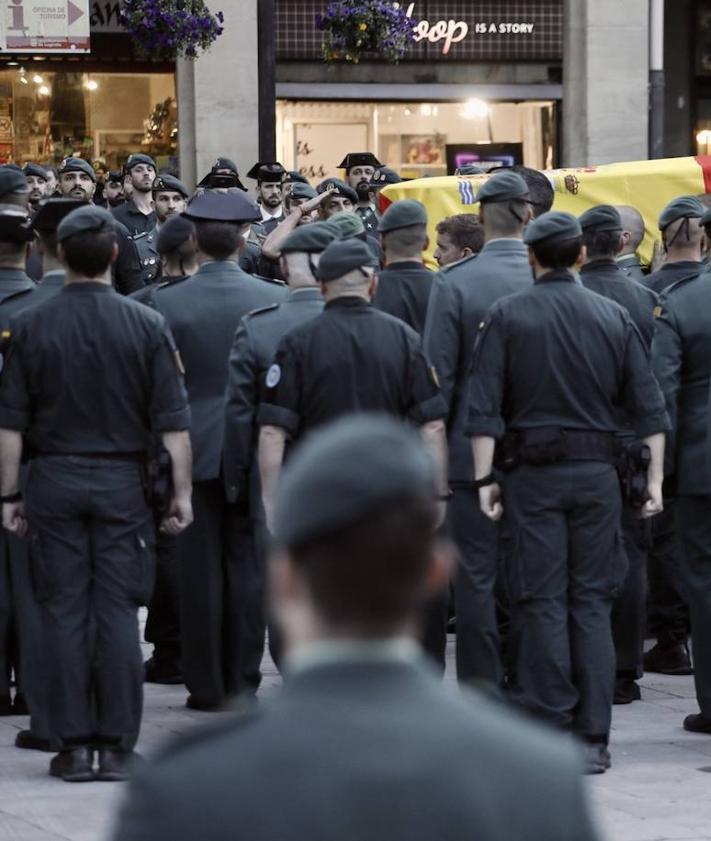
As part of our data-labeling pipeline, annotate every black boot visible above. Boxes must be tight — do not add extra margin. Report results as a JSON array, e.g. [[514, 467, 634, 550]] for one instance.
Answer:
[[96, 748, 141, 782], [49, 747, 94, 782], [614, 678, 641, 704], [644, 641, 693, 675], [683, 713, 711, 734]]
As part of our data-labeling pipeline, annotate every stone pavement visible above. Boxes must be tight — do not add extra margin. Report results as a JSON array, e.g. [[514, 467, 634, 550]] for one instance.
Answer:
[[0, 636, 709, 841]]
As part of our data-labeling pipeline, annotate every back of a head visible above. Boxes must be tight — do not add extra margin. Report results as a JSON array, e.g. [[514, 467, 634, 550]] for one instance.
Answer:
[[511, 165, 554, 217], [616, 205, 645, 252], [436, 214, 485, 256], [57, 206, 117, 277], [663, 216, 704, 251], [524, 211, 583, 270], [382, 224, 427, 260], [477, 171, 531, 238], [273, 414, 439, 634], [194, 220, 243, 261], [579, 205, 623, 260]]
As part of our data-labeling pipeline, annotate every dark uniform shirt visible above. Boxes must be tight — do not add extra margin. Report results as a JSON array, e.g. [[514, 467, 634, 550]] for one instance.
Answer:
[[372, 261, 435, 334], [0, 283, 190, 454], [20, 269, 66, 310], [258, 296, 446, 440], [223, 287, 324, 502], [579, 258, 658, 350], [133, 227, 161, 284], [652, 270, 711, 494], [356, 205, 380, 234], [130, 274, 188, 309], [0, 269, 36, 329], [467, 269, 669, 441], [643, 260, 704, 295], [617, 254, 646, 283], [111, 200, 157, 237]]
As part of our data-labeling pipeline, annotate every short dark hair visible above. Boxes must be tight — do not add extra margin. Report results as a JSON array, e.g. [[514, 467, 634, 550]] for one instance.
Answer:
[[382, 224, 427, 256], [37, 229, 58, 260], [61, 228, 116, 276], [436, 214, 484, 254], [194, 220, 243, 260], [582, 228, 621, 259], [532, 235, 583, 269], [512, 166, 554, 217], [289, 498, 437, 635]]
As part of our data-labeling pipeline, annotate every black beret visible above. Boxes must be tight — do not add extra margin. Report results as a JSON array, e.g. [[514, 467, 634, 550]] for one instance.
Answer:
[[57, 205, 116, 242], [23, 163, 47, 181], [124, 153, 156, 171], [0, 206, 34, 244], [152, 174, 189, 199], [578, 205, 623, 232], [58, 157, 96, 182], [316, 238, 378, 282], [701, 205, 711, 228], [289, 182, 318, 201], [107, 171, 123, 184], [33, 198, 86, 232], [183, 190, 261, 224], [523, 211, 582, 245], [212, 157, 238, 174], [337, 152, 383, 171], [0, 165, 30, 197], [156, 214, 195, 255], [284, 170, 310, 185], [246, 161, 286, 183], [281, 221, 339, 254], [379, 199, 427, 234], [370, 166, 402, 187], [273, 414, 436, 546], [658, 196, 704, 230], [316, 178, 358, 205], [476, 171, 530, 204]]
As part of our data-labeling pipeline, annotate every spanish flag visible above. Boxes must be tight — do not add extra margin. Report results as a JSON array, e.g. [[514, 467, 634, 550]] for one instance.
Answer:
[[380, 156, 711, 268]]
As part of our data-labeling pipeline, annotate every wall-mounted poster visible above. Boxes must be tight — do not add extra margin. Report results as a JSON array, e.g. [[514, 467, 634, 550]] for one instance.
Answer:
[[401, 134, 446, 166], [446, 142, 524, 174]]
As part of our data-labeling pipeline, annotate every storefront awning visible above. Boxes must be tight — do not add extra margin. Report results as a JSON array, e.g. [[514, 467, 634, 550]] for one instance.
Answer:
[[276, 83, 562, 101]]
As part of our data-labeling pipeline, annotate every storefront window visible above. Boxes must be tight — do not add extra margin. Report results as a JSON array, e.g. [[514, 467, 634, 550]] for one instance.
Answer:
[[277, 99, 557, 181], [0, 68, 177, 170]]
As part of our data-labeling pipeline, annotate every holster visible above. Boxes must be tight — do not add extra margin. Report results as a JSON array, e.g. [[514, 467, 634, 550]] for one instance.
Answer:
[[143, 445, 173, 516], [617, 440, 651, 509]]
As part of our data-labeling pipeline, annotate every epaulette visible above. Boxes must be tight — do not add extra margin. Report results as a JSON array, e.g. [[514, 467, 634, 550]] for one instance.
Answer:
[[0, 287, 35, 306], [154, 275, 190, 292], [662, 271, 705, 299], [255, 274, 287, 287], [440, 253, 477, 274], [245, 303, 280, 320]]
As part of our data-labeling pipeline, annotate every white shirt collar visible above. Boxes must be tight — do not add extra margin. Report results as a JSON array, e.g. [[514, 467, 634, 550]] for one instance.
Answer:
[[286, 636, 421, 677]]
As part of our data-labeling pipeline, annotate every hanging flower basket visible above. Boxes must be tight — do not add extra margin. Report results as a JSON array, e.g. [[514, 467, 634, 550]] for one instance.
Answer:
[[316, 0, 418, 64], [120, 0, 225, 61]]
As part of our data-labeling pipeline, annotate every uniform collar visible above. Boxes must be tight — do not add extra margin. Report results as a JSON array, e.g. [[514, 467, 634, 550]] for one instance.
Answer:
[[325, 295, 370, 310], [260, 204, 283, 222], [124, 199, 154, 217], [617, 254, 641, 266], [41, 270, 66, 287], [481, 238, 527, 254], [382, 260, 425, 271], [580, 258, 621, 275], [197, 259, 241, 274], [0, 268, 34, 290], [286, 637, 421, 678], [287, 287, 322, 301], [535, 268, 577, 285], [62, 281, 114, 293]]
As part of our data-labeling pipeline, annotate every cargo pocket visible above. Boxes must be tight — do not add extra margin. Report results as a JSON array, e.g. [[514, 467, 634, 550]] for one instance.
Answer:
[[130, 531, 156, 606], [29, 532, 53, 603]]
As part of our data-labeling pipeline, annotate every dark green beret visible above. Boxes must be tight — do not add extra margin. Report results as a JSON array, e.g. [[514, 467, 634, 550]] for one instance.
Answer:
[[273, 414, 436, 546], [57, 205, 116, 242], [328, 211, 365, 239], [658, 196, 704, 230], [0, 165, 30, 197], [152, 173, 189, 199], [316, 178, 358, 205], [476, 171, 530, 204], [284, 170, 310, 185], [578, 204, 623, 232], [156, 214, 195, 255], [315, 238, 378, 282], [183, 190, 260, 224], [701, 205, 711, 228], [58, 157, 96, 182], [370, 166, 402, 187], [23, 163, 47, 181], [523, 211, 582, 245], [289, 182, 318, 201], [379, 199, 427, 234], [124, 153, 156, 172], [33, 198, 86, 232], [281, 221, 339, 254], [107, 171, 123, 184]]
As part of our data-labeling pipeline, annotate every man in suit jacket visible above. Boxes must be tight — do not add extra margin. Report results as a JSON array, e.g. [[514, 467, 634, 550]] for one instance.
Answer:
[[113, 414, 600, 841], [153, 192, 285, 711], [423, 171, 533, 689]]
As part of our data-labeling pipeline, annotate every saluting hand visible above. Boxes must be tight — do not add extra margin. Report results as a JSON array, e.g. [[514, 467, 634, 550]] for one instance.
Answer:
[[2, 501, 27, 537], [160, 493, 194, 536], [479, 483, 503, 522]]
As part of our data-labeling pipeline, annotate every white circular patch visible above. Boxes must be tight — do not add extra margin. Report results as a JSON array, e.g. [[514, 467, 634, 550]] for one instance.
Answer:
[[266, 364, 281, 388]]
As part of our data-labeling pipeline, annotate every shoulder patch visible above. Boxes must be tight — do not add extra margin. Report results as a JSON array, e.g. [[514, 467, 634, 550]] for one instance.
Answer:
[[653, 305, 663, 318], [266, 363, 281, 389]]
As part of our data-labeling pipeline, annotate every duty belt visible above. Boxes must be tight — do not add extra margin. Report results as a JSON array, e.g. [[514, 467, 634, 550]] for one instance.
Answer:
[[35, 451, 145, 462], [496, 427, 619, 469]]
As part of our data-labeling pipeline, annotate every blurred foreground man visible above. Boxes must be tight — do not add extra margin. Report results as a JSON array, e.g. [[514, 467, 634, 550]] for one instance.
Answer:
[[468, 211, 669, 773], [113, 414, 600, 841], [0, 205, 193, 781]]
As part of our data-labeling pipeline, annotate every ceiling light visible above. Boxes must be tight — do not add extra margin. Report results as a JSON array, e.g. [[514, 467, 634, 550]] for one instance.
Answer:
[[461, 98, 490, 119], [32, 74, 43, 84], [85, 79, 98, 91], [38, 85, 50, 96]]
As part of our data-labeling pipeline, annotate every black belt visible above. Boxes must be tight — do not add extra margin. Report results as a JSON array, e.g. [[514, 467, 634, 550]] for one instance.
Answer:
[[515, 427, 619, 466], [35, 451, 145, 462]]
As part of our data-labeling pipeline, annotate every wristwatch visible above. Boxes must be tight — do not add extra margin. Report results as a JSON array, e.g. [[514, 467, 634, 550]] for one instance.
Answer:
[[0, 491, 22, 503], [472, 474, 496, 489]]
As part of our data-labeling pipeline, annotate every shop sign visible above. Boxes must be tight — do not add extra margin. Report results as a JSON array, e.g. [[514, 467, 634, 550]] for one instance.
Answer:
[[1, 0, 91, 52], [89, 0, 123, 33]]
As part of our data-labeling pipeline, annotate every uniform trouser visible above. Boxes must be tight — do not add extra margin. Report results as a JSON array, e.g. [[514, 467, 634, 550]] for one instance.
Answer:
[[449, 487, 503, 687], [253, 515, 283, 669], [178, 480, 265, 706], [0, 530, 49, 739], [144, 530, 181, 671], [25, 456, 154, 751], [648, 501, 690, 645], [676, 496, 711, 716], [504, 461, 624, 741], [612, 511, 650, 679]]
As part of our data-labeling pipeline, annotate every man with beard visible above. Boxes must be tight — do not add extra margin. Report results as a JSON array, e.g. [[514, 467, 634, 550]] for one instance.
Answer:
[[23, 164, 48, 211], [133, 174, 190, 285], [247, 162, 286, 235], [104, 171, 126, 208], [112, 154, 157, 236], [338, 152, 383, 234], [57, 157, 144, 294]]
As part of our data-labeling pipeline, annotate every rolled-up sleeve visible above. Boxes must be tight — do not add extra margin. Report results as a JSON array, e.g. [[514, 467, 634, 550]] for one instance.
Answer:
[[406, 343, 447, 425], [625, 321, 670, 439], [423, 275, 460, 412], [0, 338, 31, 431], [465, 309, 507, 439], [150, 325, 191, 432], [257, 334, 302, 437], [651, 304, 681, 469]]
